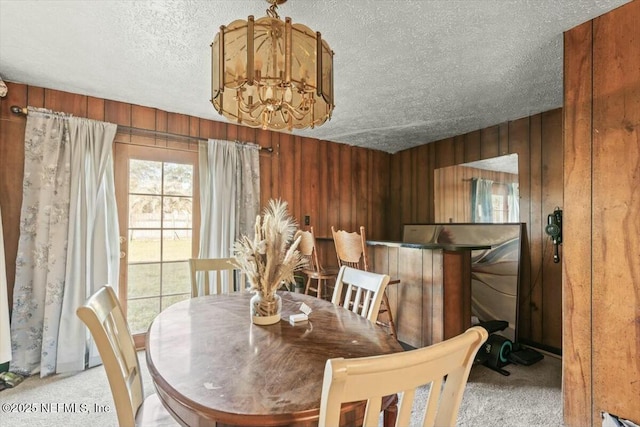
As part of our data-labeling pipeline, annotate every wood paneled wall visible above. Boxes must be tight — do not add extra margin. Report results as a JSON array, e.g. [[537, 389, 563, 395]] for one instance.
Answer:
[[388, 111, 564, 351], [564, 1, 640, 425], [0, 81, 390, 308]]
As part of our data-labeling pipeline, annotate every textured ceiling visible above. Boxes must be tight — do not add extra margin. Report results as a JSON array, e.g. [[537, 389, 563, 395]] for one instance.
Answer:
[[0, 0, 629, 153]]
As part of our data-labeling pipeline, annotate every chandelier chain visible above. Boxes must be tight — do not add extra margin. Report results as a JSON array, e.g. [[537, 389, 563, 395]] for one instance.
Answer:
[[266, 1, 280, 19]]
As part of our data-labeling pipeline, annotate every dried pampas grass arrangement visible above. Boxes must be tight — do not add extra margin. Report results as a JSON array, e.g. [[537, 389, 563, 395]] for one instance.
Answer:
[[233, 199, 306, 300]]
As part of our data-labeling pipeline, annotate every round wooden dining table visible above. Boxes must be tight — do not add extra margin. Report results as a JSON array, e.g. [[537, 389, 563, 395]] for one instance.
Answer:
[[145, 291, 404, 427]]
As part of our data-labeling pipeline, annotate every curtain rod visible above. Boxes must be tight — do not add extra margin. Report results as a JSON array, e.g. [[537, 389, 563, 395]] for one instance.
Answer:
[[10, 105, 273, 153]]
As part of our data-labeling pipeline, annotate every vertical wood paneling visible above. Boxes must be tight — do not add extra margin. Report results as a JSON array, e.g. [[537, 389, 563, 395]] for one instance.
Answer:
[[395, 247, 423, 347], [326, 142, 341, 238], [27, 86, 45, 107], [189, 116, 200, 138], [528, 113, 544, 342], [388, 153, 403, 240], [267, 131, 280, 205], [564, 3, 640, 424], [257, 130, 273, 207], [410, 145, 420, 221], [464, 130, 481, 162], [390, 107, 563, 351], [44, 88, 87, 117], [131, 105, 156, 130], [237, 125, 255, 143], [415, 145, 431, 225], [167, 112, 190, 136], [454, 135, 465, 165], [317, 140, 329, 237], [156, 110, 168, 136], [421, 250, 434, 346], [480, 126, 500, 159], [426, 144, 436, 224], [369, 150, 389, 239], [563, 20, 593, 427], [434, 137, 455, 169], [87, 97, 105, 121], [300, 138, 319, 229], [400, 149, 413, 230], [278, 133, 295, 212], [591, 2, 640, 422], [430, 251, 444, 344], [540, 109, 563, 349], [198, 118, 225, 140], [105, 100, 131, 126], [498, 123, 509, 156], [292, 136, 302, 221], [352, 147, 368, 230], [225, 122, 238, 141], [338, 144, 352, 231]]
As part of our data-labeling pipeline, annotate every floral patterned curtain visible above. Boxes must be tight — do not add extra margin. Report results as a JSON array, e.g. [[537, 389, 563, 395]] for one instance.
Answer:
[[197, 140, 260, 295], [9, 107, 118, 376]]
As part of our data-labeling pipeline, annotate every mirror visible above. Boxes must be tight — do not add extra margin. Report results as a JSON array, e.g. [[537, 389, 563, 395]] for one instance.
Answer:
[[434, 153, 519, 223], [431, 153, 521, 342]]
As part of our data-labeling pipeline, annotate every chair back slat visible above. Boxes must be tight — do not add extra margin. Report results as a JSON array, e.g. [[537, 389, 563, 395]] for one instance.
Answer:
[[331, 266, 390, 322], [189, 258, 246, 297], [318, 326, 489, 427], [76, 285, 143, 427]]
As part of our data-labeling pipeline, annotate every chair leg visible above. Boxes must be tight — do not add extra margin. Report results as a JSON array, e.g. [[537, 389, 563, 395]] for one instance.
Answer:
[[378, 292, 397, 338], [304, 276, 313, 295]]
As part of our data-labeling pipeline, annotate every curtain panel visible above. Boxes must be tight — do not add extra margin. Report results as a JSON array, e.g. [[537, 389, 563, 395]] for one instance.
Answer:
[[0, 206, 11, 365], [9, 107, 119, 376], [197, 140, 260, 295], [471, 177, 494, 223]]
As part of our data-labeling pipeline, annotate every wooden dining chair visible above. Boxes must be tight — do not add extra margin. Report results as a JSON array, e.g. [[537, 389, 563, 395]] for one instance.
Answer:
[[318, 326, 488, 427], [331, 266, 390, 322], [295, 227, 339, 299], [189, 257, 246, 297], [76, 285, 178, 427], [331, 226, 398, 337]]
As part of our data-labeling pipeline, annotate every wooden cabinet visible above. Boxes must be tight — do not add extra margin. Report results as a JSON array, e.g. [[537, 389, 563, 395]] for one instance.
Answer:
[[368, 242, 481, 348]]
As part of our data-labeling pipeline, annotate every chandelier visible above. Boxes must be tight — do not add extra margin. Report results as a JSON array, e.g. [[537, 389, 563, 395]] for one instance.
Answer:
[[211, 0, 334, 131]]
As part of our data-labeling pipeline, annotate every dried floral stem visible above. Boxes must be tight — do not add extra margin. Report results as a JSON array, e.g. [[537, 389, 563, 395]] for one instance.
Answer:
[[233, 199, 307, 301]]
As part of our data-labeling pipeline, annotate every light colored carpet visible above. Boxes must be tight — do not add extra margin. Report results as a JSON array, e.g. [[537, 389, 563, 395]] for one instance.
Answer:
[[0, 351, 562, 427]]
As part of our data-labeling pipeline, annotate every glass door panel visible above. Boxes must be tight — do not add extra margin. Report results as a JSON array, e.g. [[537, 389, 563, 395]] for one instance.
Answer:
[[115, 143, 199, 347]]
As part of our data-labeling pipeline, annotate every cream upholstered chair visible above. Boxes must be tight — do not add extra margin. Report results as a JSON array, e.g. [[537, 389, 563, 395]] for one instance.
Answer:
[[76, 285, 178, 427], [331, 266, 390, 322], [295, 227, 339, 299], [189, 257, 246, 297], [318, 326, 488, 427], [331, 226, 398, 337]]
